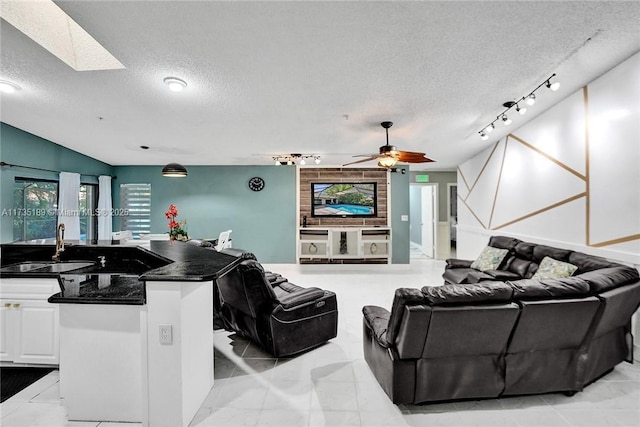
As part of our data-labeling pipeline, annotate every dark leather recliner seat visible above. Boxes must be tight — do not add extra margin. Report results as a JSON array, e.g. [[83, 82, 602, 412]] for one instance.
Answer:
[[216, 258, 338, 357]]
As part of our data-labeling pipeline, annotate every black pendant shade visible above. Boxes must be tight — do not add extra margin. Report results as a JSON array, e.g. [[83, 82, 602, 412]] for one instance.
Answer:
[[162, 163, 188, 177]]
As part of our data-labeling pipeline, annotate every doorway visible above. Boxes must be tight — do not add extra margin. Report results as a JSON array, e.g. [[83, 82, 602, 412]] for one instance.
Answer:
[[409, 184, 437, 259], [447, 183, 458, 258]]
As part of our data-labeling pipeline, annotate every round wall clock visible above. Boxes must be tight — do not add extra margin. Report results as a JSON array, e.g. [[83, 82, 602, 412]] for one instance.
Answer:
[[248, 176, 265, 192]]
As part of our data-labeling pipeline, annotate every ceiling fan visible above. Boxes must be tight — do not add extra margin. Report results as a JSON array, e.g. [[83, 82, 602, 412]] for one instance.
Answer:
[[344, 121, 435, 168]]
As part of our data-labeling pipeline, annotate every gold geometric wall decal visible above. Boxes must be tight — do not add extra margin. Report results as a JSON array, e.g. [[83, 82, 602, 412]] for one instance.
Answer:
[[509, 134, 586, 181], [460, 63, 639, 253], [492, 192, 587, 230]]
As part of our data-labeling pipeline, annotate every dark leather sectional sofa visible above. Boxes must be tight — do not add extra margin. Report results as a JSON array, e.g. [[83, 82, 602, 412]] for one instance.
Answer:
[[362, 236, 640, 404]]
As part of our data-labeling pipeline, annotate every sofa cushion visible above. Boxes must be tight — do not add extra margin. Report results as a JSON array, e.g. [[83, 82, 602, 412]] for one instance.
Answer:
[[579, 266, 640, 293], [442, 267, 473, 284], [421, 282, 513, 305], [509, 277, 590, 300], [470, 246, 509, 271], [531, 257, 578, 280]]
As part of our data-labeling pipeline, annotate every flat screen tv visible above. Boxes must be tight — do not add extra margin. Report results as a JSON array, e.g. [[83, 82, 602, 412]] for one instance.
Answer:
[[311, 182, 377, 217]]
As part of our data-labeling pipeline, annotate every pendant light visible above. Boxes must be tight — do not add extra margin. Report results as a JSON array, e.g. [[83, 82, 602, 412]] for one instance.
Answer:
[[162, 163, 188, 177]]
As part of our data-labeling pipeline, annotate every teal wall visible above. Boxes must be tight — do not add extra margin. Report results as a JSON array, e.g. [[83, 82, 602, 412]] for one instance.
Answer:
[[1, 123, 412, 264], [0, 123, 114, 243], [390, 167, 410, 263], [112, 165, 297, 263]]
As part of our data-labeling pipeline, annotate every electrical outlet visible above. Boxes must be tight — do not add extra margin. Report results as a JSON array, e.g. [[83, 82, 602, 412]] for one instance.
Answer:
[[159, 324, 173, 345]]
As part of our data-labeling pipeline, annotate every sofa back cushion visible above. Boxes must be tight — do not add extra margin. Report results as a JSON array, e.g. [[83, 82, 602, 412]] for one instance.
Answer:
[[532, 244, 572, 264], [385, 288, 428, 345], [488, 235, 521, 251], [578, 266, 640, 293], [568, 251, 619, 274], [505, 242, 537, 278], [421, 282, 513, 305], [509, 276, 590, 300]]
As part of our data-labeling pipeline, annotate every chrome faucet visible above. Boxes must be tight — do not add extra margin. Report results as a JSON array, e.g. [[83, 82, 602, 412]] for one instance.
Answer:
[[53, 223, 65, 261]]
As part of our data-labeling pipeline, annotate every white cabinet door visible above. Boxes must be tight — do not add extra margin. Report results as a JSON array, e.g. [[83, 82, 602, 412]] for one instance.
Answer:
[[0, 302, 15, 361], [13, 300, 59, 364]]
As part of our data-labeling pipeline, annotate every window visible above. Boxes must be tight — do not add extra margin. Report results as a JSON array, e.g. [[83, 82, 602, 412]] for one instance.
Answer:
[[12, 178, 100, 242], [79, 184, 98, 241], [120, 183, 151, 237], [13, 179, 58, 241]]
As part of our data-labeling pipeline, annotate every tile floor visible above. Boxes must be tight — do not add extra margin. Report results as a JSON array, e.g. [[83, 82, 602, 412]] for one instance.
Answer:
[[1, 259, 639, 426]]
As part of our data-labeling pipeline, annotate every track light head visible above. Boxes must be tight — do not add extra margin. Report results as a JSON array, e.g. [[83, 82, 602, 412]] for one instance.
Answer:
[[502, 114, 512, 125], [516, 104, 527, 115], [480, 132, 488, 140], [546, 80, 560, 91], [525, 93, 536, 106], [485, 123, 495, 133]]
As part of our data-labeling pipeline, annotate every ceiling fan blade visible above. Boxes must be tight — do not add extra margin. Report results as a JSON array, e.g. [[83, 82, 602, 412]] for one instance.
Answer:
[[343, 156, 378, 166], [394, 151, 436, 163]]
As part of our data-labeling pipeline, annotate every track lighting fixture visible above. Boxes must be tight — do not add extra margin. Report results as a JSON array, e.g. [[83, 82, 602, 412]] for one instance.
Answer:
[[272, 153, 320, 166], [478, 74, 560, 140]]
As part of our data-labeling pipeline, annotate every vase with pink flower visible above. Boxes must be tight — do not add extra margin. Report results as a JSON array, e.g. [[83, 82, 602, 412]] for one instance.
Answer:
[[165, 203, 189, 241]]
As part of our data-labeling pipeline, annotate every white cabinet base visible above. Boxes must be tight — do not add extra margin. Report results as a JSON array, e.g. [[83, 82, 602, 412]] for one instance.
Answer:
[[298, 227, 391, 263], [59, 304, 142, 422]]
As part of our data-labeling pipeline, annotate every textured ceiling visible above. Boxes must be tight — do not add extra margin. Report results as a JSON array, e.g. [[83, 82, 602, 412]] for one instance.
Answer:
[[1, 1, 639, 170]]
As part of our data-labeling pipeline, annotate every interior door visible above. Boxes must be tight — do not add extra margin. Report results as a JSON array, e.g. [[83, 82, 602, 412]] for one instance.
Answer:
[[421, 185, 436, 258]]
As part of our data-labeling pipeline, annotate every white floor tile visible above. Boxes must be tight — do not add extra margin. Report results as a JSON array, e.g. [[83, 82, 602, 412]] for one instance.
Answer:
[[2, 259, 639, 427]]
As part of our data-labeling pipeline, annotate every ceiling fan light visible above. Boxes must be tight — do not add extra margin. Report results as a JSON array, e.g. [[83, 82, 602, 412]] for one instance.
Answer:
[[162, 162, 188, 177], [378, 157, 398, 168]]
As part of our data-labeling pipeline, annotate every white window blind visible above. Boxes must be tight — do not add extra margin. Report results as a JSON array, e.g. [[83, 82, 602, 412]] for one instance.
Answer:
[[120, 183, 151, 237]]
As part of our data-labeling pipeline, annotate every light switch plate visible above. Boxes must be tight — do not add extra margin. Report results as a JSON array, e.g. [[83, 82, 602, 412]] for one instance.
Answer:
[[401, 215, 409, 221], [159, 324, 173, 345]]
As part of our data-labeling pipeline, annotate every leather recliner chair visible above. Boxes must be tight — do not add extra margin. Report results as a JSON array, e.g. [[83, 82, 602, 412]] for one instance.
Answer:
[[216, 258, 338, 357]]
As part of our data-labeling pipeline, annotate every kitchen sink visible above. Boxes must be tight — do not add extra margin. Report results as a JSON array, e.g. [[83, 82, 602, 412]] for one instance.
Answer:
[[1, 261, 96, 274]]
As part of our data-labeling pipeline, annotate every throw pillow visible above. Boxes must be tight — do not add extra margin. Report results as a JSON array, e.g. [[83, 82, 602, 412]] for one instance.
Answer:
[[470, 246, 509, 271], [531, 256, 578, 280]]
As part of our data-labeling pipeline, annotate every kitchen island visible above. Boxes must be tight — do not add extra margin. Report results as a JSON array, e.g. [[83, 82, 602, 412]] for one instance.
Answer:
[[0, 240, 242, 427]]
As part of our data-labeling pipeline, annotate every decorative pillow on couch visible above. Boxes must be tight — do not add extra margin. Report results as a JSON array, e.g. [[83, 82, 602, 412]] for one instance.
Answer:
[[531, 256, 577, 280], [470, 246, 509, 271]]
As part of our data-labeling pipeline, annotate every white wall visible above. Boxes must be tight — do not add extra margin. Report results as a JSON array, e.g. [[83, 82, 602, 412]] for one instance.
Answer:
[[457, 52, 640, 266], [457, 53, 640, 355]]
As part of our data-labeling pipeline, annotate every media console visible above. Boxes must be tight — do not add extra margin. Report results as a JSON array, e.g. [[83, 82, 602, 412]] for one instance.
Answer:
[[298, 227, 391, 263]]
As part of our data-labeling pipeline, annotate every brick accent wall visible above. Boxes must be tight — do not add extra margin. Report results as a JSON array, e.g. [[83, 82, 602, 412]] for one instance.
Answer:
[[299, 168, 388, 227]]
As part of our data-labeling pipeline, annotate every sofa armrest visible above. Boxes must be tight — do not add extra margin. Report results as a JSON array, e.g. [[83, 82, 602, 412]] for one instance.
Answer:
[[483, 269, 522, 281], [276, 287, 326, 309], [362, 305, 391, 348], [445, 258, 473, 269]]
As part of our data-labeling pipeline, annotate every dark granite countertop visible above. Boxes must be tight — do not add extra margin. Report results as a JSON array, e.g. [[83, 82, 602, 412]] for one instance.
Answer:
[[50, 274, 146, 305], [1, 240, 243, 305]]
